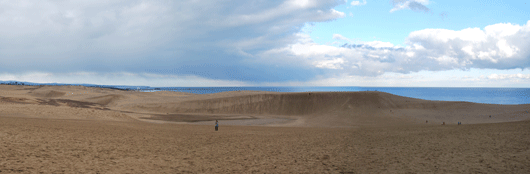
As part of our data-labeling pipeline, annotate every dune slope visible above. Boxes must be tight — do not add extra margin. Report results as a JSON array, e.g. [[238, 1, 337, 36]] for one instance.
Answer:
[[126, 91, 530, 126], [2, 85, 530, 127]]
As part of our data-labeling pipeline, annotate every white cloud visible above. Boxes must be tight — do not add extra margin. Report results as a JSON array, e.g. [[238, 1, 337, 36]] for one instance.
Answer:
[[313, 58, 347, 69], [406, 21, 530, 69], [364, 41, 395, 48], [258, 20, 530, 77], [351, 0, 367, 6], [332, 34, 353, 43], [273, 69, 530, 87], [390, 0, 430, 13], [487, 74, 530, 80]]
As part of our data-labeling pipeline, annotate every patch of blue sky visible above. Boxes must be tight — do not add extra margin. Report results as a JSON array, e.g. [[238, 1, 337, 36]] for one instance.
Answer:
[[305, 0, 530, 46]]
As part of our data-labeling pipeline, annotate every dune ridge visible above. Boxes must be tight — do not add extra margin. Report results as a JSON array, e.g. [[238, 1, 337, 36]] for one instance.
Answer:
[[125, 91, 467, 115], [84, 94, 123, 106], [2, 85, 530, 127], [125, 91, 530, 126], [29, 90, 66, 98]]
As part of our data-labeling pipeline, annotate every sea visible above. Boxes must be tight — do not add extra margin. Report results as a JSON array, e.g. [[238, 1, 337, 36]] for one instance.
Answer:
[[134, 87, 530, 105]]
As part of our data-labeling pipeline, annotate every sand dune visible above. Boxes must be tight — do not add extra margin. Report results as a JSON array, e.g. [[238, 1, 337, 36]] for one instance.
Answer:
[[1, 85, 530, 127], [1, 84, 530, 173], [125, 91, 530, 127], [84, 94, 124, 106], [29, 89, 66, 98]]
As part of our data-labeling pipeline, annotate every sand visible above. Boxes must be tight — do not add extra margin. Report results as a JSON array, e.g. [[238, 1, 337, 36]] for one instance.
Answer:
[[1, 84, 529, 173]]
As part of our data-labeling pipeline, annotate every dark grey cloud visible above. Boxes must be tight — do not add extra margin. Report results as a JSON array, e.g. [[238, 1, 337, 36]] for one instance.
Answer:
[[0, 0, 345, 83]]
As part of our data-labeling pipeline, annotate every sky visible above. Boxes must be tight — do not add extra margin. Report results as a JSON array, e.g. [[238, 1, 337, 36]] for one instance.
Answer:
[[0, 0, 529, 87]]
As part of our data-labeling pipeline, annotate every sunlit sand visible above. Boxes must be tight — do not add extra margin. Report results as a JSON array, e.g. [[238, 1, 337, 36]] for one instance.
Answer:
[[1, 84, 529, 173]]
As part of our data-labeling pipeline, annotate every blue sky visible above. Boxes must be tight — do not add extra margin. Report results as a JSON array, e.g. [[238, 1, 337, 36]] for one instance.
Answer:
[[310, 0, 529, 46], [0, 0, 529, 87]]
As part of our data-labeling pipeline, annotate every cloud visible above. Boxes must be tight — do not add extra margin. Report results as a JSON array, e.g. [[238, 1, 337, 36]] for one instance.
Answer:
[[2, 0, 529, 87], [263, 68, 530, 87], [390, 0, 430, 13], [487, 74, 530, 80], [351, 0, 367, 6], [332, 34, 353, 43], [259, 21, 530, 77], [313, 58, 347, 69], [405, 21, 530, 69], [0, 0, 345, 83], [0, 72, 249, 87]]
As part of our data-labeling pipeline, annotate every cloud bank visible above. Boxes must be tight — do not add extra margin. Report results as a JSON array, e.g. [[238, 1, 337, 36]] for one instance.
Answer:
[[0, 72, 249, 87], [0, 0, 529, 87], [259, 21, 530, 79], [0, 0, 344, 83]]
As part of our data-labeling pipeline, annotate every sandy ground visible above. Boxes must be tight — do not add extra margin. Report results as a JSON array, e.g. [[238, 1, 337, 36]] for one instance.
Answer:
[[1, 85, 530, 173], [1, 117, 529, 173]]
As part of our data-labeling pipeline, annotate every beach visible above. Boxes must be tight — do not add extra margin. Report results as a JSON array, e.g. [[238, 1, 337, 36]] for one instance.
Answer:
[[1, 85, 529, 173]]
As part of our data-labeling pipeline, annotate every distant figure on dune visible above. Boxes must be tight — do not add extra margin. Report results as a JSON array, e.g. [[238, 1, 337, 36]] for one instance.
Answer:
[[215, 120, 219, 131], [426, 120, 428, 123]]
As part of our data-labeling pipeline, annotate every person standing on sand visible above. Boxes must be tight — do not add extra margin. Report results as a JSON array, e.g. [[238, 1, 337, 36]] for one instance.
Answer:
[[215, 120, 218, 131]]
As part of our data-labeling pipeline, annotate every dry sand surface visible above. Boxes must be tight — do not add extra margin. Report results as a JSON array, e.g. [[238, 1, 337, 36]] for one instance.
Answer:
[[1, 84, 530, 173]]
